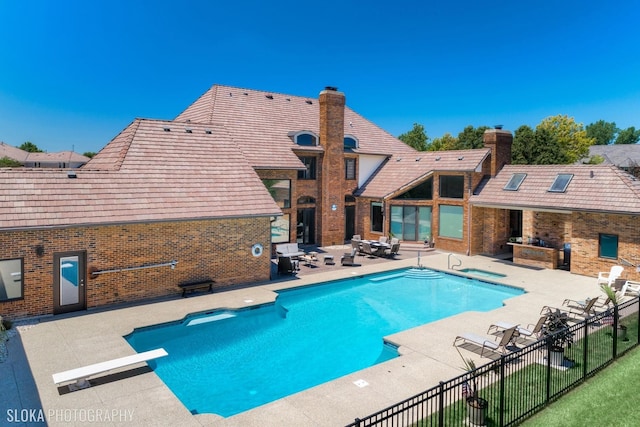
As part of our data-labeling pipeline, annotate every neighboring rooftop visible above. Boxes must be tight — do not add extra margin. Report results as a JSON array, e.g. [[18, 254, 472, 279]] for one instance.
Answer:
[[0, 141, 89, 168], [581, 144, 640, 168]]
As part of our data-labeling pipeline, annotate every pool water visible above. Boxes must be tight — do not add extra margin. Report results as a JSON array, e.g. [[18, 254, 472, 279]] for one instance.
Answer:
[[125, 268, 523, 417]]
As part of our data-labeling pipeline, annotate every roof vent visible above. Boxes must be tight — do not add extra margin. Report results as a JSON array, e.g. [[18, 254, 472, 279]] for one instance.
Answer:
[[494, 124, 503, 129], [396, 157, 402, 162], [435, 156, 441, 161], [415, 157, 421, 162], [205, 129, 212, 134], [229, 92, 233, 97], [163, 127, 171, 132], [243, 92, 248, 96], [590, 170, 594, 178], [185, 127, 192, 133], [458, 156, 464, 160], [305, 100, 313, 105], [325, 86, 338, 91], [265, 94, 273, 100], [67, 171, 77, 179]]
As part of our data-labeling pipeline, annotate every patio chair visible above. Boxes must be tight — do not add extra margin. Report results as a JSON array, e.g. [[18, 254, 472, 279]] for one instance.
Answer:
[[341, 248, 357, 266], [487, 316, 547, 341], [361, 241, 376, 257], [454, 326, 517, 357], [621, 280, 640, 297], [596, 265, 624, 287], [385, 243, 400, 258], [277, 256, 299, 275], [378, 236, 388, 244]]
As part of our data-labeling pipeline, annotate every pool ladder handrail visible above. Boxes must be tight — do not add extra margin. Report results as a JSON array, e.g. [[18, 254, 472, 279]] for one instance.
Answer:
[[448, 253, 462, 270]]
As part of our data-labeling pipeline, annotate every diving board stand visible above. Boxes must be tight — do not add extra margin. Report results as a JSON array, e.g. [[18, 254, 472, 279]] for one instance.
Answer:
[[52, 348, 168, 390]]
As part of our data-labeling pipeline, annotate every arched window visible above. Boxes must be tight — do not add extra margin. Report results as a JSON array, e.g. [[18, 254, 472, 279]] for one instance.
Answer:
[[344, 135, 358, 149], [293, 132, 318, 146]]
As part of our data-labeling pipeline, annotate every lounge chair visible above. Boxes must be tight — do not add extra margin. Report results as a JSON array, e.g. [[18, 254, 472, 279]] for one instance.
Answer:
[[597, 265, 624, 287], [487, 316, 547, 341], [341, 248, 357, 266], [562, 296, 610, 310], [541, 297, 600, 321], [454, 326, 517, 357]]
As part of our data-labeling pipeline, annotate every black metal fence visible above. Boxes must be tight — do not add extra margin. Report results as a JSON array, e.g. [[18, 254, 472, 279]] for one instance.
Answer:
[[346, 297, 639, 427]]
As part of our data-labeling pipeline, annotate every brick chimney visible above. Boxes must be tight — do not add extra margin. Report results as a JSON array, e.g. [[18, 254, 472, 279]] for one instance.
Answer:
[[318, 86, 345, 246], [483, 126, 513, 177]]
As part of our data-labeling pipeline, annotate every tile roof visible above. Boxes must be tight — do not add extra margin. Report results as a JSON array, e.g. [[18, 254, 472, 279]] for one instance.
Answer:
[[356, 149, 490, 198], [0, 143, 89, 164], [0, 119, 281, 229], [175, 85, 417, 169], [0, 142, 29, 162], [470, 164, 640, 214]]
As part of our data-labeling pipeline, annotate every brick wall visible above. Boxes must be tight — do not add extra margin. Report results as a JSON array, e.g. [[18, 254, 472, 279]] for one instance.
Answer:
[[0, 217, 272, 319]]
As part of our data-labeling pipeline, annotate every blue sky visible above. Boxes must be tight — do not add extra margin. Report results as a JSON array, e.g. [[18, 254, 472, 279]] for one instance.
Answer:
[[1, 1, 639, 154]]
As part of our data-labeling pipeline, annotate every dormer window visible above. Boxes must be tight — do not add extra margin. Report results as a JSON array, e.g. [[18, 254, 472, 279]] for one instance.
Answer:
[[344, 135, 358, 149], [292, 131, 318, 146]]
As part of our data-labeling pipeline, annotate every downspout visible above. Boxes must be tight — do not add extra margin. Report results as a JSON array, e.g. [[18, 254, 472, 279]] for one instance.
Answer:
[[467, 172, 471, 256]]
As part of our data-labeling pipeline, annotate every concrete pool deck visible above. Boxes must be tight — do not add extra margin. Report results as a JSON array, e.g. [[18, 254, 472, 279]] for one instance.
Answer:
[[5, 250, 602, 426]]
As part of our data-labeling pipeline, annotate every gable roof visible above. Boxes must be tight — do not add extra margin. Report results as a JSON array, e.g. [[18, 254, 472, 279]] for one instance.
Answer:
[[175, 85, 417, 169], [356, 149, 490, 199], [0, 141, 29, 162], [470, 164, 640, 214], [0, 119, 281, 230]]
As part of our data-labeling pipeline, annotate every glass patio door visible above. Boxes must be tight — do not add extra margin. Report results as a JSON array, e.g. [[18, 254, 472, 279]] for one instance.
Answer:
[[53, 251, 86, 314]]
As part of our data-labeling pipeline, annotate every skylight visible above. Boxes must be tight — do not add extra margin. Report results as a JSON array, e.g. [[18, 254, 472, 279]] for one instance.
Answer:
[[504, 173, 526, 191], [549, 174, 573, 193]]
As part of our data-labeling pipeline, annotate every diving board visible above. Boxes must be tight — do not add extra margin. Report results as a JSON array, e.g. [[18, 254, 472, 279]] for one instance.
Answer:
[[52, 348, 168, 389]]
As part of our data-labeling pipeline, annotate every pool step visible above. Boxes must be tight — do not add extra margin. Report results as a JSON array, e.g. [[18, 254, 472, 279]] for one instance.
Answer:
[[404, 268, 443, 279]]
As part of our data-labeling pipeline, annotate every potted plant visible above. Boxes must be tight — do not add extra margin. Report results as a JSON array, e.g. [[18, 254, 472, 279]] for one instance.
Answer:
[[540, 309, 575, 367], [600, 284, 628, 341], [460, 358, 489, 426]]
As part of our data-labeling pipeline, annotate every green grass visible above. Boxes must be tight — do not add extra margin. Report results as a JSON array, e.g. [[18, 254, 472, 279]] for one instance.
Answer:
[[522, 345, 640, 427], [416, 316, 638, 426]]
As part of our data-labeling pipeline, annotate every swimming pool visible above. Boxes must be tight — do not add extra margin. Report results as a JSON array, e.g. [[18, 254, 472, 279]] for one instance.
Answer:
[[125, 268, 524, 417], [456, 268, 507, 279]]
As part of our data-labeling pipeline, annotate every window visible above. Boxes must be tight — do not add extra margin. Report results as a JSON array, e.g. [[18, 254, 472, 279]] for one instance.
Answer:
[[344, 136, 358, 149], [262, 179, 290, 208], [549, 174, 573, 193], [0, 258, 24, 301], [295, 132, 317, 146], [599, 234, 618, 259], [395, 177, 433, 199], [391, 206, 432, 241], [298, 157, 317, 180], [439, 175, 464, 198], [371, 202, 383, 232], [271, 214, 290, 244], [297, 196, 316, 204], [439, 205, 463, 239], [345, 158, 356, 180], [504, 173, 527, 191]]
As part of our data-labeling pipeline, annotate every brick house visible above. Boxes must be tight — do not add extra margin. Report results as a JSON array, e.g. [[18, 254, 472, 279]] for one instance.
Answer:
[[2, 84, 639, 318]]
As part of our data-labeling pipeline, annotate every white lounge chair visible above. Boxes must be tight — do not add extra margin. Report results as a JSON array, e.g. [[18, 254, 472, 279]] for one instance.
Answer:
[[597, 265, 624, 287], [621, 280, 640, 297], [454, 326, 517, 357]]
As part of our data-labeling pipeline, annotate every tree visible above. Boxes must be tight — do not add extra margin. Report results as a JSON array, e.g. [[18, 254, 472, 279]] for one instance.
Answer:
[[0, 156, 23, 167], [536, 115, 593, 164], [428, 133, 458, 151], [531, 127, 569, 165], [19, 141, 43, 152], [83, 152, 97, 158], [456, 125, 490, 150], [398, 123, 429, 151], [586, 120, 617, 145], [511, 125, 536, 164], [614, 126, 640, 145]]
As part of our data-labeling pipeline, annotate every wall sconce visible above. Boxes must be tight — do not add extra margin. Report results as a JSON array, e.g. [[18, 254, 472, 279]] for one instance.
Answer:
[[34, 245, 44, 257]]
